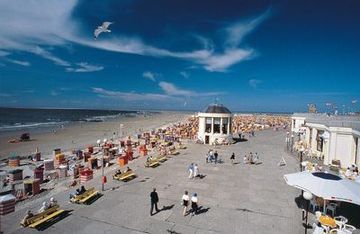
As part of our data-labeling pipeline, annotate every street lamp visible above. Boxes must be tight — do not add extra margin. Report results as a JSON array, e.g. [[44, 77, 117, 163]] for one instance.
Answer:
[[101, 139, 107, 191], [303, 191, 313, 234], [299, 145, 305, 172]]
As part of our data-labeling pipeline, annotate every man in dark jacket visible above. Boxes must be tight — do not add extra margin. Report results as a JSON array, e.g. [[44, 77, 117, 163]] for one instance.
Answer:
[[150, 188, 160, 215]]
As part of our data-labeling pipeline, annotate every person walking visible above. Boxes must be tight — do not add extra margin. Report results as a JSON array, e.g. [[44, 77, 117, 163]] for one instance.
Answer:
[[150, 188, 160, 216], [214, 151, 218, 164], [230, 153, 235, 164], [191, 193, 199, 216], [193, 164, 199, 178], [188, 163, 194, 179], [181, 191, 190, 216]]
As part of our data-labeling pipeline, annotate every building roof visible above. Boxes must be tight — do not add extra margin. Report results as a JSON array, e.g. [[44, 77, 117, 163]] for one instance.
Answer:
[[204, 104, 231, 114], [292, 113, 360, 131]]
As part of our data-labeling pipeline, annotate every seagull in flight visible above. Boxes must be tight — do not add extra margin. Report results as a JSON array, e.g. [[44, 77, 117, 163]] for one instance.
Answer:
[[94, 22, 114, 39]]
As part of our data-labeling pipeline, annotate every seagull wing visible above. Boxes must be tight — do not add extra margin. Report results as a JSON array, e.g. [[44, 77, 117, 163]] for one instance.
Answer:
[[102, 21, 113, 29], [94, 28, 103, 38]]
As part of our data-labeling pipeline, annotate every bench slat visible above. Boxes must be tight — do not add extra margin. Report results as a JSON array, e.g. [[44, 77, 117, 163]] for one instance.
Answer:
[[79, 191, 98, 203], [28, 209, 65, 228]]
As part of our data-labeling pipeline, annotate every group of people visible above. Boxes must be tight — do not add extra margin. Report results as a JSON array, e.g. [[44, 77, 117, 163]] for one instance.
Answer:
[[243, 152, 260, 164], [206, 149, 219, 164], [344, 164, 359, 178], [149, 188, 200, 217], [69, 185, 87, 199], [188, 163, 200, 179], [181, 191, 199, 216], [22, 197, 58, 223]]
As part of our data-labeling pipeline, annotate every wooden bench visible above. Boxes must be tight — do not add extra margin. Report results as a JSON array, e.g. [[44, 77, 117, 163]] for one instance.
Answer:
[[70, 187, 99, 204], [144, 159, 160, 168], [177, 145, 186, 149], [170, 150, 180, 155], [154, 155, 167, 163], [21, 205, 65, 228], [113, 171, 136, 181]]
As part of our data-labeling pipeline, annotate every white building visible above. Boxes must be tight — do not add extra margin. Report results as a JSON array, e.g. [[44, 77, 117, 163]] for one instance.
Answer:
[[198, 104, 232, 145], [291, 113, 360, 168]]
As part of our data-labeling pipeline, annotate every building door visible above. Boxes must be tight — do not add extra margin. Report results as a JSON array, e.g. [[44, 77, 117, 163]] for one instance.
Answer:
[[205, 135, 209, 144]]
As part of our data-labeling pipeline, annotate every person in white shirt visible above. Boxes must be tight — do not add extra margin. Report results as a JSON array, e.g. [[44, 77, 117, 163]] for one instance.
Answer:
[[181, 191, 190, 216], [345, 167, 352, 177], [188, 163, 194, 179], [191, 193, 199, 216], [38, 201, 49, 213], [312, 222, 324, 234], [193, 164, 199, 178], [49, 197, 57, 208], [243, 155, 248, 164]]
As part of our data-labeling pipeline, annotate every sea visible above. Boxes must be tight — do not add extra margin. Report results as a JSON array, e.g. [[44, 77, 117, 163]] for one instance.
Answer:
[[0, 108, 151, 132]]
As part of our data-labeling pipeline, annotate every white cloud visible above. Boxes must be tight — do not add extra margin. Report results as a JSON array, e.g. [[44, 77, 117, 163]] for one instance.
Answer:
[[7, 59, 31, 66], [179, 71, 190, 79], [92, 87, 179, 102], [0, 1, 269, 72], [224, 11, 269, 48], [159, 81, 224, 97], [66, 62, 104, 73], [93, 81, 224, 102], [142, 71, 157, 81], [249, 79, 262, 89], [159, 82, 194, 96]]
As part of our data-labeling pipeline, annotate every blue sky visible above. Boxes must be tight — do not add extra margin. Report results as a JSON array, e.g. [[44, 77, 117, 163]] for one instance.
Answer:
[[0, 0, 359, 112]]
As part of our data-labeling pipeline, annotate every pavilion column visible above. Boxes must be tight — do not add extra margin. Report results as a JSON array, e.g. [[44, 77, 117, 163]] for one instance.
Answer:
[[227, 117, 230, 134], [220, 117, 223, 134], [211, 117, 214, 134], [356, 137, 360, 167]]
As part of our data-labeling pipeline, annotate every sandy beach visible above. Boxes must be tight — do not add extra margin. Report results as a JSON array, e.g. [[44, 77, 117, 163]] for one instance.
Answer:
[[0, 111, 189, 160]]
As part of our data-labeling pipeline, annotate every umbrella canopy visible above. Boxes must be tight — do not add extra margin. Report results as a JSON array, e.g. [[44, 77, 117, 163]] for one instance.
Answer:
[[284, 171, 360, 205]]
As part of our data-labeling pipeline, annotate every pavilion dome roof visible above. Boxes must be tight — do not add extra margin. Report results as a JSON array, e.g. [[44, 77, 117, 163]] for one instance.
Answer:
[[203, 104, 231, 114]]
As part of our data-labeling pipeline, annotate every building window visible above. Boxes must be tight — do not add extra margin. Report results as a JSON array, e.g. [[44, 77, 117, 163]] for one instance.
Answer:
[[205, 118, 212, 133], [222, 118, 228, 134], [213, 118, 221, 133], [317, 130, 324, 152]]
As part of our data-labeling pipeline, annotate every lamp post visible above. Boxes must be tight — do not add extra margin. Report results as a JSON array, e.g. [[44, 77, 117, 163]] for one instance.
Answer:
[[299, 145, 305, 172], [303, 191, 313, 234], [101, 138, 107, 191]]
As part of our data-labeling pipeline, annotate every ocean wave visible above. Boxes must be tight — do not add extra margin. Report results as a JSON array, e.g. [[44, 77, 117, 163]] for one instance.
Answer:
[[0, 121, 69, 131]]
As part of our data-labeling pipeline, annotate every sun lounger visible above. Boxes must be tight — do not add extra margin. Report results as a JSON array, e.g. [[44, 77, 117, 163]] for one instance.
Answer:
[[21, 205, 65, 228], [70, 187, 99, 204], [113, 171, 136, 181]]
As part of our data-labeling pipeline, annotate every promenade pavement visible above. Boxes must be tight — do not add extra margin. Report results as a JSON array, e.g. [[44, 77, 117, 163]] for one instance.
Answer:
[[3, 129, 303, 234]]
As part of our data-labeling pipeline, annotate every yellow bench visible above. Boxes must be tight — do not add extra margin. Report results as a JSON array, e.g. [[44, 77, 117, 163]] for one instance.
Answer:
[[21, 205, 65, 228], [144, 159, 160, 168], [154, 155, 167, 162], [113, 171, 136, 181], [70, 187, 99, 204], [170, 150, 180, 155], [176, 145, 187, 149]]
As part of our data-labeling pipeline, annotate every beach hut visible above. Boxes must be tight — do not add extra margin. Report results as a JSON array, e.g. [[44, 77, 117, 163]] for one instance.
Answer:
[[197, 104, 232, 145]]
